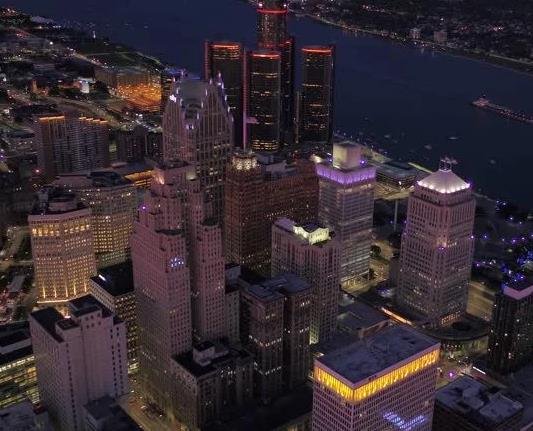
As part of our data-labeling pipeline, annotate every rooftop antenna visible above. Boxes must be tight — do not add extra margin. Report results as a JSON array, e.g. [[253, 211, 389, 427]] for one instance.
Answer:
[[439, 156, 457, 171]]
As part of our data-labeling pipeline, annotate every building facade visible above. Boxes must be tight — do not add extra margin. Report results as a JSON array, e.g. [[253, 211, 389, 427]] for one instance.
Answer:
[[90, 261, 138, 374], [272, 217, 340, 344], [205, 41, 244, 148], [162, 78, 234, 222], [225, 151, 318, 275], [487, 277, 533, 375], [34, 113, 109, 180], [317, 142, 376, 286], [28, 188, 97, 307], [312, 325, 440, 431], [54, 171, 137, 268], [29, 296, 129, 431], [247, 51, 282, 152], [396, 161, 475, 326], [299, 46, 335, 146]]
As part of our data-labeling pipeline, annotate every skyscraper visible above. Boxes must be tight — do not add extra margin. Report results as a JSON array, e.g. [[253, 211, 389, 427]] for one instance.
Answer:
[[131, 161, 227, 415], [487, 276, 533, 375], [28, 188, 97, 307], [240, 273, 312, 403], [34, 112, 109, 180], [300, 46, 335, 146], [272, 217, 340, 343], [160, 67, 187, 112], [205, 41, 244, 148], [29, 295, 129, 431], [312, 325, 440, 431], [162, 78, 234, 222], [247, 51, 282, 152], [396, 160, 475, 326], [257, 0, 295, 144], [224, 151, 318, 274], [53, 171, 137, 268], [317, 142, 376, 286]]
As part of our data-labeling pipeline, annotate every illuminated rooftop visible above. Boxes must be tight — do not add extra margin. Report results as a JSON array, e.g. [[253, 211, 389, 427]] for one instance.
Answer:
[[317, 325, 438, 385], [417, 166, 470, 194]]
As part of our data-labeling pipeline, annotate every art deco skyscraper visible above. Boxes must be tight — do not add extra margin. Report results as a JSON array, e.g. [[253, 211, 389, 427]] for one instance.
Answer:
[[131, 161, 227, 415], [131, 162, 194, 413], [162, 78, 233, 222], [272, 217, 340, 343], [396, 161, 475, 327], [300, 46, 335, 145], [30, 295, 129, 431], [247, 51, 282, 152], [28, 188, 97, 307], [487, 276, 533, 375], [257, 0, 295, 143], [317, 142, 376, 287], [34, 112, 109, 180], [205, 41, 244, 148], [312, 325, 439, 431]]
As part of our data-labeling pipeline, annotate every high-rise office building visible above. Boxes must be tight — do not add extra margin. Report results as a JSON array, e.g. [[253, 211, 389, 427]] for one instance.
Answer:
[[90, 261, 138, 373], [240, 274, 312, 403], [312, 325, 440, 431], [224, 151, 318, 274], [29, 295, 129, 431], [131, 161, 227, 415], [162, 78, 234, 222], [0, 322, 39, 410], [160, 67, 187, 112], [130, 162, 193, 414], [396, 160, 475, 326], [272, 217, 340, 344], [205, 41, 244, 148], [257, 0, 295, 144], [28, 188, 97, 307], [171, 342, 253, 430], [34, 112, 109, 180], [300, 46, 335, 145], [317, 142, 376, 286], [487, 276, 533, 375], [433, 376, 523, 431], [53, 171, 137, 268], [247, 51, 282, 152]]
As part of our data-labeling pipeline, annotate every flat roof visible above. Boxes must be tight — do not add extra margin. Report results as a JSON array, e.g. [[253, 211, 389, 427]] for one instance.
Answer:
[[31, 307, 64, 342], [174, 346, 252, 379], [337, 299, 389, 332], [91, 261, 134, 297], [436, 376, 523, 427], [318, 325, 438, 384]]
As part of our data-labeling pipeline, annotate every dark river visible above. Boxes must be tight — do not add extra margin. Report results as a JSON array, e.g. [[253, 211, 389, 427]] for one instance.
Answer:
[[4, 0, 533, 207]]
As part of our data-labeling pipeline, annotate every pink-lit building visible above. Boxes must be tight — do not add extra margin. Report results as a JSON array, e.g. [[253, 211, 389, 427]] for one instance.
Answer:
[[162, 78, 234, 222], [317, 142, 376, 287], [396, 161, 476, 326], [29, 295, 129, 431], [130, 161, 227, 416]]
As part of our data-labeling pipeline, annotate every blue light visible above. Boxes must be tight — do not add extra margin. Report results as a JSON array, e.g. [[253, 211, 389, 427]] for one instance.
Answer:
[[383, 412, 428, 431]]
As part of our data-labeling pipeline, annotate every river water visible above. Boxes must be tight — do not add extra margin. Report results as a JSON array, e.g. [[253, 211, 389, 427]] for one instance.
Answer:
[[4, 0, 533, 206]]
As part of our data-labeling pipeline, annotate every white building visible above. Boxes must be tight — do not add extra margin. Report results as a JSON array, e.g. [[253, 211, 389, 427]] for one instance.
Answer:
[[396, 161, 475, 326], [312, 325, 440, 431], [29, 295, 129, 431], [316, 142, 376, 287]]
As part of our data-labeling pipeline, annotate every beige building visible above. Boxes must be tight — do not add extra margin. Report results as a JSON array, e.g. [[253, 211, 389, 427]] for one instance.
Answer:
[[29, 188, 96, 307], [272, 218, 340, 343], [54, 171, 137, 268]]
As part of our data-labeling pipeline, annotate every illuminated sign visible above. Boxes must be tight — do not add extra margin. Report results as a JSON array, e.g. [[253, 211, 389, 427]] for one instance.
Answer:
[[314, 349, 439, 404]]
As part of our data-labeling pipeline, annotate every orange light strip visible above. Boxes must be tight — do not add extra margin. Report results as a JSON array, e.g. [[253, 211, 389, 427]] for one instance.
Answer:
[[302, 47, 333, 54], [257, 9, 287, 14], [212, 43, 241, 50], [251, 53, 280, 59], [314, 348, 439, 404]]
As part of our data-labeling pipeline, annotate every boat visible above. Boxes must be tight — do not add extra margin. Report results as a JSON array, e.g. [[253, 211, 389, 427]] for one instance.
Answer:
[[472, 96, 533, 125]]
